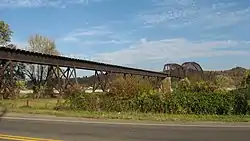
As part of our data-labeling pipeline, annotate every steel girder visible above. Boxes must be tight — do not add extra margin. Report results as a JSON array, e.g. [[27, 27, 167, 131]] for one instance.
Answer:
[[0, 60, 16, 99], [45, 66, 78, 97], [0, 47, 167, 78], [91, 71, 113, 92]]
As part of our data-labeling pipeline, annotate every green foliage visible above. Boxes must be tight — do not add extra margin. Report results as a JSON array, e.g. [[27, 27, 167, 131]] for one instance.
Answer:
[[165, 91, 236, 115], [108, 76, 153, 99], [16, 81, 27, 90], [65, 91, 100, 111], [53, 71, 249, 116], [230, 88, 249, 115], [0, 20, 13, 45], [58, 74, 249, 115], [62, 88, 249, 115], [177, 78, 191, 92], [191, 81, 218, 93]]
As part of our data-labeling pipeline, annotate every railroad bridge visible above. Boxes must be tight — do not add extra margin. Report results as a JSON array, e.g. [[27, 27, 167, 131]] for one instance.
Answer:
[[0, 47, 203, 97]]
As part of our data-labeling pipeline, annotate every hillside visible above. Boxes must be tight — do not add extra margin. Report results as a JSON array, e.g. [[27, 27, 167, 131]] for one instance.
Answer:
[[202, 67, 248, 86]]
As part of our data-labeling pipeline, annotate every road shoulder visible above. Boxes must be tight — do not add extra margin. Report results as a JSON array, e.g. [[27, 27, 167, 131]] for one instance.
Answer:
[[2, 112, 250, 128]]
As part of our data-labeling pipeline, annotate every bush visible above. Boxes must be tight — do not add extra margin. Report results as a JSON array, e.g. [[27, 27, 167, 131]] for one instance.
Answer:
[[62, 89, 249, 115], [230, 88, 249, 115], [177, 78, 191, 92], [63, 91, 100, 111], [108, 76, 154, 99], [59, 75, 249, 115], [165, 91, 235, 114]]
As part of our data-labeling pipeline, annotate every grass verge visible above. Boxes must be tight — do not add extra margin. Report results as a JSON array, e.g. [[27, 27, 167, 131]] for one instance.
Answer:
[[1, 98, 250, 123]]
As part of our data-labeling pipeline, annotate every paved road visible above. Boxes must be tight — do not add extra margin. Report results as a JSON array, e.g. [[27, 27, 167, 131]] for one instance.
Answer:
[[0, 116, 250, 141]]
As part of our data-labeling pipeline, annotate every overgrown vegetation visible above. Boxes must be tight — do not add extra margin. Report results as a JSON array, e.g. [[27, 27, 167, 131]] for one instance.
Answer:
[[56, 74, 249, 116]]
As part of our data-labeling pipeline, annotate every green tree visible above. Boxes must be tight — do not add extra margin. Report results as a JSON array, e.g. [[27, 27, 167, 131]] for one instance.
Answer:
[[0, 20, 13, 45], [25, 34, 60, 98], [16, 80, 27, 90], [0, 21, 26, 99]]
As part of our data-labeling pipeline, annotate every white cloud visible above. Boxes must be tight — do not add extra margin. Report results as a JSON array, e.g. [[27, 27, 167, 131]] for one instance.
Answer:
[[0, 0, 105, 8], [60, 25, 132, 45], [138, 0, 250, 29], [137, 0, 199, 25], [62, 26, 113, 42], [203, 7, 250, 29], [94, 38, 250, 66]]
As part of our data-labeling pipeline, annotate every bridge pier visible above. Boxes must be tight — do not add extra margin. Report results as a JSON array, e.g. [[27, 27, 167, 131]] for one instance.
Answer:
[[0, 60, 17, 99], [45, 65, 78, 97], [92, 70, 113, 92]]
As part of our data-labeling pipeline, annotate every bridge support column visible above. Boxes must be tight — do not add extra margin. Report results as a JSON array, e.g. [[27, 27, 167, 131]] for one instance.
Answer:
[[92, 70, 112, 93], [0, 60, 16, 99], [46, 66, 78, 98]]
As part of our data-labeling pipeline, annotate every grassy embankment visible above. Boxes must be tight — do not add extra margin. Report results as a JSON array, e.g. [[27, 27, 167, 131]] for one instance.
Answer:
[[0, 98, 250, 123]]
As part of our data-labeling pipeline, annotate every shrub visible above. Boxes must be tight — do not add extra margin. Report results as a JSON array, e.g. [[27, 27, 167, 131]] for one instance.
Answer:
[[135, 92, 165, 113], [177, 78, 191, 92], [61, 75, 249, 115], [65, 91, 100, 111], [230, 88, 249, 115], [165, 91, 234, 114], [108, 76, 153, 99], [63, 89, 248, 115]]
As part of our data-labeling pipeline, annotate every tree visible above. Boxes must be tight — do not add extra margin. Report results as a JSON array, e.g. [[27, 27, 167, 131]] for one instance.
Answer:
[[0, 20, 13, 45], [25, 34, 59, 98], [0, 21, 25, 99]]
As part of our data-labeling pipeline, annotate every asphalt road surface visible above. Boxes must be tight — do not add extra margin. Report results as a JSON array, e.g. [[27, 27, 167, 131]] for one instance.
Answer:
[[0, 116, 249, 141]]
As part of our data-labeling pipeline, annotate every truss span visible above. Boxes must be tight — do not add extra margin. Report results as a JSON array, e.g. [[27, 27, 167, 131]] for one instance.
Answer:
[[0, 47, 167, 78]]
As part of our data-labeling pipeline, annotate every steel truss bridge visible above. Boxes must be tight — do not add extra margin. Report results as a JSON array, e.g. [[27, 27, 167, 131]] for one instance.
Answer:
[[0, 47, 203, 97]]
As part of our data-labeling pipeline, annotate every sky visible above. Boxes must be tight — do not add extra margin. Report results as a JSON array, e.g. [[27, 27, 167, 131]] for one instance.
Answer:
[[1, 0, 250, 76]]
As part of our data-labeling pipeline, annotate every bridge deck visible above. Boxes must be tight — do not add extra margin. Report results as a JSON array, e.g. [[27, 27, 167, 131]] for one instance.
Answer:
[[0, 47, 167, 78]]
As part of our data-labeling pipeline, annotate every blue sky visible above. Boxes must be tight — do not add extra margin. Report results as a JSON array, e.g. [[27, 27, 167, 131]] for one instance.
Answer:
[[1, 0, 250, 75]]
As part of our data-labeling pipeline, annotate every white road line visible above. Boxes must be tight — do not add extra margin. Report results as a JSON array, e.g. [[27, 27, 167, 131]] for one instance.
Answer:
[[1, 116, 250, 128]]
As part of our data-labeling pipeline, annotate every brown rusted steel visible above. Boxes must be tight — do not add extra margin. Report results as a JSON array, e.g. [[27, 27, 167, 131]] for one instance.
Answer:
[[0, 47, 167, 78], [163, 63, 184, 79], [0, 60, 16, 99], [163, 62, 203, 79], [45, 66, 78, 97], [181, 62, 203, 78], [92, 70, 112, 92]]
